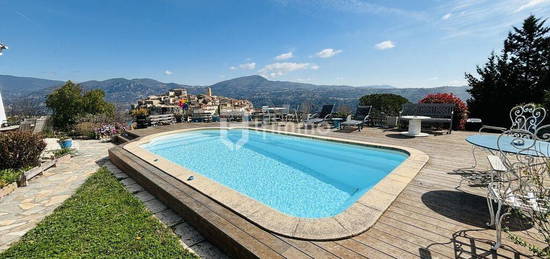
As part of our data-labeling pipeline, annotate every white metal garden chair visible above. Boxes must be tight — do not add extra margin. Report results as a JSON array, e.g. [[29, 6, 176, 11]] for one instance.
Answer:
[[485, 129, 549, 251], [459, 104, 548, 186]]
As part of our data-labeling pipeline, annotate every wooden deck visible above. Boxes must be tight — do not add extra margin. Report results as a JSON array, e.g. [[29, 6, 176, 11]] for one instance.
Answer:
[[111, 123, 543, 258]]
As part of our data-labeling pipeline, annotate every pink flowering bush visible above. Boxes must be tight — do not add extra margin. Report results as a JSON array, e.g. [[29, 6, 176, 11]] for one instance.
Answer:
[[94, 123, 127, 139], [419, 93, 468, 130]]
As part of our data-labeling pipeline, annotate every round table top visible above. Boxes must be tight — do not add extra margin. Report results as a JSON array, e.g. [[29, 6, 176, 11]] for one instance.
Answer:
[[401, 116, 431, 120], [466, 134, 550, 156]]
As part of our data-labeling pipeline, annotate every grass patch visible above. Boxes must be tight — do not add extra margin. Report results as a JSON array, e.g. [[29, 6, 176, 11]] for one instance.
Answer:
[[0, 167, 196, 258], [0, 168, 26, 188], [52, 148, 75, 158]]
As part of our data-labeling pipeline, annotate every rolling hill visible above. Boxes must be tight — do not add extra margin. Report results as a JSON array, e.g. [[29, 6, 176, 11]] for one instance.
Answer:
[[1, 74, 470, 113]]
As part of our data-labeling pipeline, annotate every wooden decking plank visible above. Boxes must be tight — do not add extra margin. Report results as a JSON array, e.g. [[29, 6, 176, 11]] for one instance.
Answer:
[[278, 237, 340, 259], [377, 216, 455, 248], [281, 246, 313, 259], [387, 206, 535, 255], [335, 238, 396, 258], [313, 241, 368, 258], [352, 232, 418, 259], [368, 224, 452, 258]]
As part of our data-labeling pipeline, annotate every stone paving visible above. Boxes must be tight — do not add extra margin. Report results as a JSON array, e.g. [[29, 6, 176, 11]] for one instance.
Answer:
[[0, 140, 113, 252], [102, 161, 228, 259], [0, 140, 225, 258]]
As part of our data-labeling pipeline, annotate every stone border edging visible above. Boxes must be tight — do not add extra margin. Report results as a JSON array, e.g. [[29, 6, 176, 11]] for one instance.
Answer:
[[17, 154, 71, 187], [124, 127, 429, 240]]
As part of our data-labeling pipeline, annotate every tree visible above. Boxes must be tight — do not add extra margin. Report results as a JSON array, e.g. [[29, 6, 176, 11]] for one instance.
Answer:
[[82, 89, 115, 116], [359, 93, 409, 116], [46, 81, 84, 130], [46, 81, 114, 130], [466, 16, 550, 126]]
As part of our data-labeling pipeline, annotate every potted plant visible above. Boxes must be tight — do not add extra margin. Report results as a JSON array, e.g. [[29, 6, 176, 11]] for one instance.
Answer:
[[58, 136, 73, 149]]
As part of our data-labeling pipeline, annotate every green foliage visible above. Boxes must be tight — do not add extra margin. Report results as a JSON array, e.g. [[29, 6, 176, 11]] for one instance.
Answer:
[[0, 168, 23, 188], [45, 81, 83, 131], [82, 89, 115, 116], [466, 15, 550, 126], [53, 148, 74, 158], [0, 131, 46, 170], [359, 93, 409, 116], [46, 81, 115, 131], [0, 168, 196, 258]]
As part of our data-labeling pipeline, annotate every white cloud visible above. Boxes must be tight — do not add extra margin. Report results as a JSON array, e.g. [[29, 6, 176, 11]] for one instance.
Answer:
[[437, 0, 550, 39], [240, 62, 256, 70], [275, 51, 294, 60], [164, 70, 173, 75], [375, 40, 395, 50], [230, 62, 256, 70], [516, 0, 549, 12], [442, 13, 452, 20], [258, 62, 319, 78], [315, 48, 342, 58]]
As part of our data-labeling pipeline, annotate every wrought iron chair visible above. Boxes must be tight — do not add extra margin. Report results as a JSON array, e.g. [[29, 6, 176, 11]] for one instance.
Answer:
[[480, 104, 547, 135], [485, 129, 549, 251], [461, 104, 548, 181]]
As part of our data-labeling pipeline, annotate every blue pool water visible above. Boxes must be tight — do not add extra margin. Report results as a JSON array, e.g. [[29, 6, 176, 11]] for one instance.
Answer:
[[142, 129, 408, 218]]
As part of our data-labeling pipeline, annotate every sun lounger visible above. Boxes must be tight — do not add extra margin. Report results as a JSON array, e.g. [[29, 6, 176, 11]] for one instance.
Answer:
[[303, 104, 334, 127], [341, 106, 372, 132]]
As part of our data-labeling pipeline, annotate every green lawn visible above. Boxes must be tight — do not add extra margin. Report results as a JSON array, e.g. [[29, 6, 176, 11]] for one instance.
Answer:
[[0, 167, 196, 258]]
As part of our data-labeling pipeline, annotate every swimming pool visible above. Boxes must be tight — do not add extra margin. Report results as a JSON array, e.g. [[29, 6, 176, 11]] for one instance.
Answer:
[[125, 127, 428, 239], [141, 129, 408, 218]]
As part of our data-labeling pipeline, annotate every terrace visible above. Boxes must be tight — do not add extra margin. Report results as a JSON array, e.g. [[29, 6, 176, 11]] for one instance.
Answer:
[[109, 122, 544, 258]]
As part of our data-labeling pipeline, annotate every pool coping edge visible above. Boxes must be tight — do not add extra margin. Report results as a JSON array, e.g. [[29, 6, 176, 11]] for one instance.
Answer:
[[123, 127, 429, 240]]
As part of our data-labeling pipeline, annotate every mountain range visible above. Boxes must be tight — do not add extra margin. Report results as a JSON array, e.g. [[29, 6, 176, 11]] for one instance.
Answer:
[[0, 74, 470, 113]]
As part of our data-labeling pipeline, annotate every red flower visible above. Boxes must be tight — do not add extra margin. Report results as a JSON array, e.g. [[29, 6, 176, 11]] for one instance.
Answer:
[[419, 93, 468, 130]]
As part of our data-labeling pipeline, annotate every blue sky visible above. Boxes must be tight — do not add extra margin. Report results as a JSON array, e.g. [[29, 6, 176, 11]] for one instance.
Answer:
[[1, 0, 550, 88]]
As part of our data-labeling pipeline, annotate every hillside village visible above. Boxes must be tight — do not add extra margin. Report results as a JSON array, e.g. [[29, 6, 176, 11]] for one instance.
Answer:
[[132, 87, 254, 119]]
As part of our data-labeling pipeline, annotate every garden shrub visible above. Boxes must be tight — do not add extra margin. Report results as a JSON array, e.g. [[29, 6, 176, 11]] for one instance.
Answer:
[[0, 168, 23, 188], [0, 131, 46, 170], [359, 94, 409, 116], [74, 121, 98, 139], [419, 93, 468, 130]]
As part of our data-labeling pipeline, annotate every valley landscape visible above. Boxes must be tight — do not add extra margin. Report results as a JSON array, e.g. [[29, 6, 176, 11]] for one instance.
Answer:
[[0, 74, 469, 113]]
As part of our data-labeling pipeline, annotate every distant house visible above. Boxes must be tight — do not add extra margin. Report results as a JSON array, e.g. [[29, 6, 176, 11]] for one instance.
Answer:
[[133, 87, 253, 116]]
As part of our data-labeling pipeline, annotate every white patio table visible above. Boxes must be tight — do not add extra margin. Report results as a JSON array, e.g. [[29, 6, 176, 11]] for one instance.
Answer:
[[400, 116, 431, 137]]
